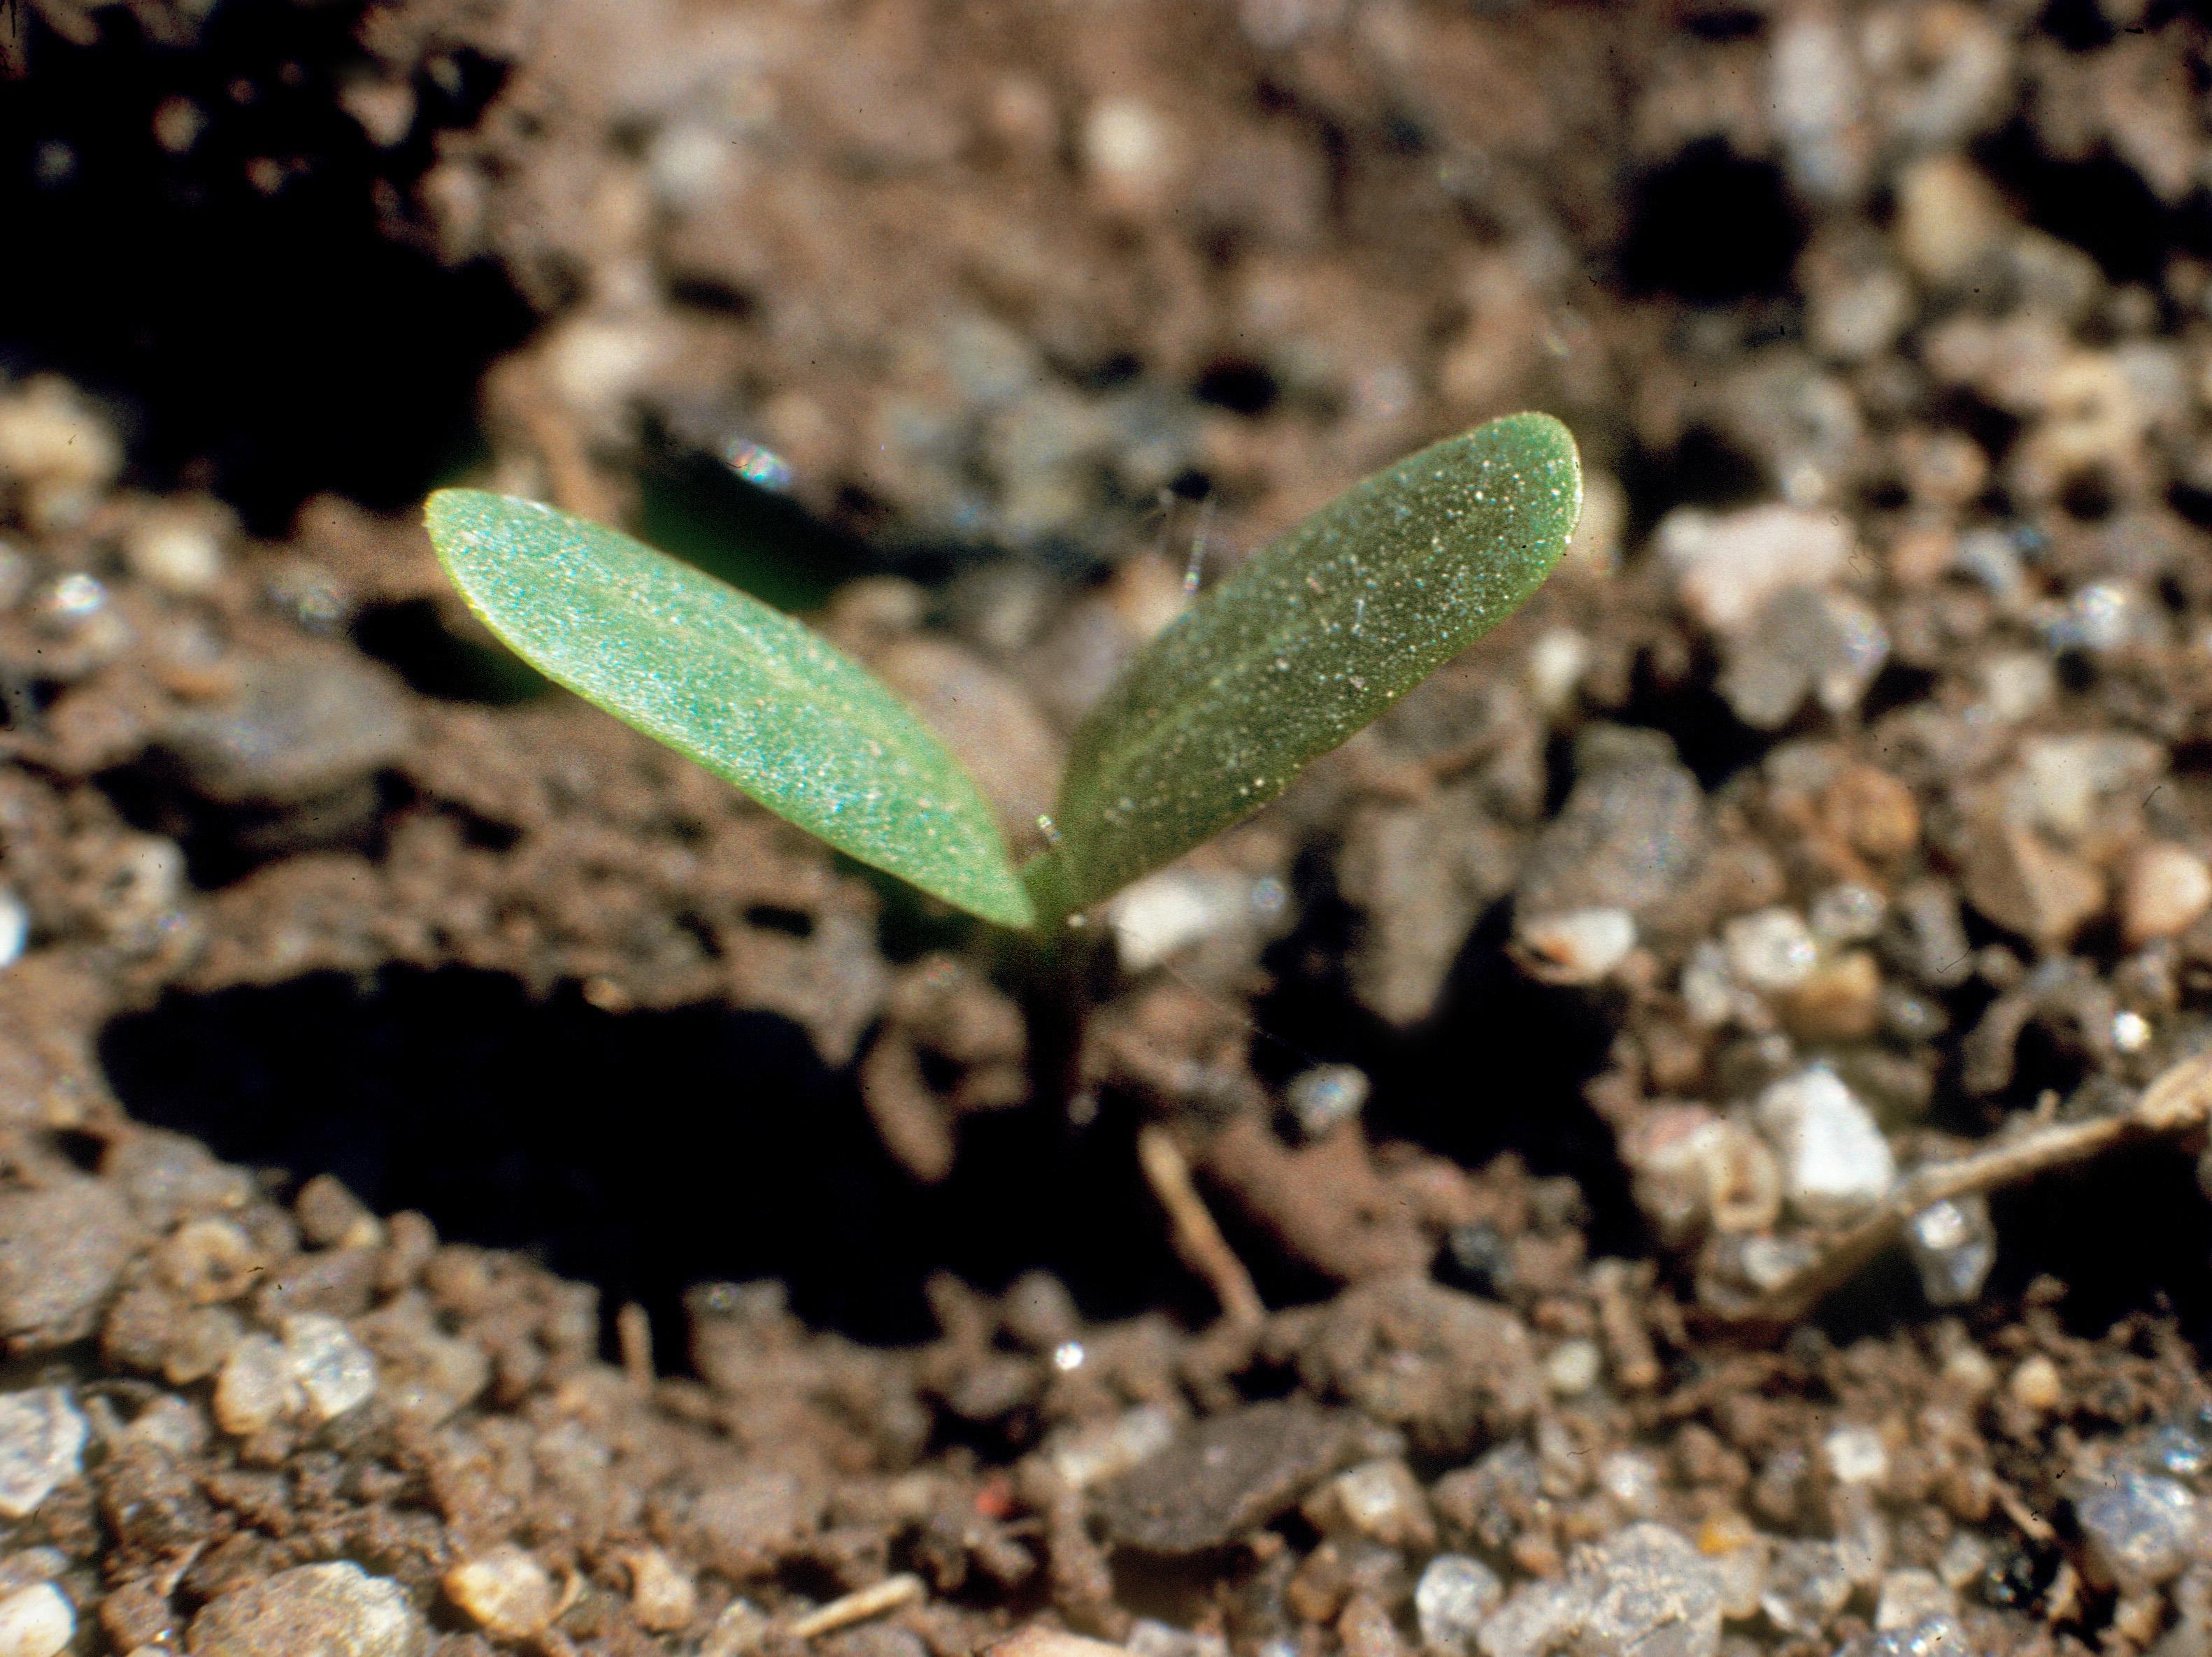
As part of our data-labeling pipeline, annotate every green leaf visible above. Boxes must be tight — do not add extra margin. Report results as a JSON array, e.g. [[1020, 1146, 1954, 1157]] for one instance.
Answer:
[[424, 489, 1034, 929], [1036, 412, 1581, 915]]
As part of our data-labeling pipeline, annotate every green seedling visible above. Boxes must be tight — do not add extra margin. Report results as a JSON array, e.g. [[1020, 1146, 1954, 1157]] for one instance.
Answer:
[[425, 413, 1582, 932]]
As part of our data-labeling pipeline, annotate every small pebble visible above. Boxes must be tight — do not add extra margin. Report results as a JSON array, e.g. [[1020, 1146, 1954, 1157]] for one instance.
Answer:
[[1811, 884, 1887, 945], [1723, 909, 1818, 992], [1874, 1570, 1956, 1632], [2009, 1354, 2063, 1414], [190, 1562, 427, 1657], [2122, 842, 2212, 946], [283, 1313, 377, 1423], [1756, 1067, 1896, 1221], [1323, 1459, 1434, 1549], [1286, 1064, 1371, 1139], [623, 1547, 697, 1633], [0, 894, 25, 972], [701, 1598, 770, 1657], [0, 1391, 85, 1520], [1544, 1340, 1603, 1397], [1518, 908, 1638, 984], [1824, 1425, 1890, 1488], [1478, 1523, 1722, 1657], [445, 1544, 558, 1639], [0, 1584, 71, 1657], [1107, 870, 1257, 972], [1600, 1451, 1664, 1518], [1415, 1555, 1504, 1656], [1906, 1196, 1997, 1307], [124, 509, 225, 596], [213, 1335, 301, 1437], [2076, 1468, 2199, 1589], [1659, 505, 1853, 633], [1047, 1405, 1177, 1490]]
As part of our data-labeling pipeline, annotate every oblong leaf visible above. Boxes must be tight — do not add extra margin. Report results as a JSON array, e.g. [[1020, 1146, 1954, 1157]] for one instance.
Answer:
[[426, 489, 1034, 928], [1041, 413, 1581, 912]]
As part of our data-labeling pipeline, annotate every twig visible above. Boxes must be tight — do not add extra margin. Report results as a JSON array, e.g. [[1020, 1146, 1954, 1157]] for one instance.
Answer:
[[787, 1574, 926, 1640], [1137, 1124, 1266, 1328], [1707, 1050, 2212, 1328]]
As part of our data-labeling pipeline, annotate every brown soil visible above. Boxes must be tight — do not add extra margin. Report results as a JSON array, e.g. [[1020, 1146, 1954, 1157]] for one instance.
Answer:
[[6, 1, 2212, 1656]]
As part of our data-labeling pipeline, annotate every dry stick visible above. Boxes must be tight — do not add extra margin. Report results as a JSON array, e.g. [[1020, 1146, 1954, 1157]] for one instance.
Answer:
[[1713, 1050, 2212, 1329], [786, 1574, 927, 1640], [1137, 1124, 1266, 1329]]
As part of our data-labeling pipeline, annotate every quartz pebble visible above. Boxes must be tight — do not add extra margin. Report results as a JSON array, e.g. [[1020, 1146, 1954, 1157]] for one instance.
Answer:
[[283, 1313, 378, 1423], [1906, 1197, 1996, 1306], [1723, 909, 1818, 992], [2075, 1468, 2200, 1589], [1756, 1068, 1895, 1221], [1320, 1458, 1434, 1549], [1761, 1540, 1853, 1635], [445, 1544, 558, 1639], [1545, 1340, 1603, 1397], [1286, 1065, 1371, 1139], [1962, 825, 2104, 947], [0, 1584, 70, 1657], [1108, 870, 1261, 973], [1478, 1524, 1722, 1657], [701, 1599, 770, 1657], [1417, 1554, 1504, 1656], [213, 1335, 301, 1436], [0, 894, 25, 972], [190, 1562, 427, 1657], [0, 1390, 85, 1519], [1046, 1404, 1177, 1490]]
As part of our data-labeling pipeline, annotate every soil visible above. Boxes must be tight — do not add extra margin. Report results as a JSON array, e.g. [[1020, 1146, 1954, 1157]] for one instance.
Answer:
[[7, 1, 2212, 1655]]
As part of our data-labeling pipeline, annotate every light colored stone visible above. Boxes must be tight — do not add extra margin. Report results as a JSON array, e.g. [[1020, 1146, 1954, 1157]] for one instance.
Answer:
[[1545, 1340, 1603, 1397], [1962, 826, 2104, 946], [1046, 1405, 1177, 1490], [1518, 908, 1637, 985], [701, 1598, 771, 1657], [1823, 1424, 1889, 1488], [1722, 909, 1818, 992], [1895, 155, 2010, 285], [445, 1544, 558, 1639], [283, 1314, 377, 1423], [213, 1334, 301, 1437], [1418, 1555, 1504, 1656], [0, 1390, 85, 1520], [1757, 1067, 1895, 1221], [2076, 1468, 2199, 1590], [2122, 842, 2212, 946], [124, 508, 226, 596], [189, 1561, 427, 1657], [1478, 1523, 1722, 1657], [1875, 1569, 1955, 1632], [0, 1584, 69, 1657], [2008, 1354, 2063, 1414], [1658, 505, 1853, 635], [623, 1547, 697, 1633]]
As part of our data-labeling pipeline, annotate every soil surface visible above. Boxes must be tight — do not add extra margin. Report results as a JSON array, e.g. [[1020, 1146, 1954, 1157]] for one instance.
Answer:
[[8, 1, 2212, 1656]]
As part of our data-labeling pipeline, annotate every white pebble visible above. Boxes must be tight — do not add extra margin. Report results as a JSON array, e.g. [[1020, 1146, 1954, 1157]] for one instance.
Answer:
[[1723, 908, 1818, 991], [124, 510, 225, 596], [1823, 1424, 1890, 1488], [1756, 1066, 1896, 1221], [1518, 908, 1637, 984], [624, 1546, 697, 1633], [1875, 1568, 1955, 1631], [0, 894, 27, 971], [283, 1314, 377, 1423], [0, 1390, 85, 1520], [0, 1584, 71, 1657], [1416, 1554, 1503, 1655], [1107, 870, 1254, 972], [1658, 504, 1853, 634], [1907, 1196, 1997, 1306], [1544, 1340, 1603, 1397], [446, 1544, 557, 1638], [1046, 1404, 1176, 1489], [1526, 629, 1591, 716], [213, 1334, 301, 1436]]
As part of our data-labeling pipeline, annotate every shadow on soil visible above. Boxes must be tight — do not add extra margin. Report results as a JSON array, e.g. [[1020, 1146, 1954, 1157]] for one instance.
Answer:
[[98, 967, 1201, 1365]]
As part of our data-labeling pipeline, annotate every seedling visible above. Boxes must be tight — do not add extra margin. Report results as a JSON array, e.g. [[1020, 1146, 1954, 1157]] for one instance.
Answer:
[[425, 413, 1581, 932]]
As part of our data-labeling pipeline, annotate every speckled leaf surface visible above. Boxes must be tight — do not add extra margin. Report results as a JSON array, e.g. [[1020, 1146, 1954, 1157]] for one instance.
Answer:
[[1036, 413, 1581, 914], [426, 490, 1034, 928]]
